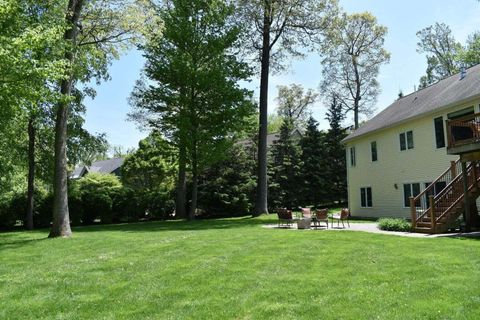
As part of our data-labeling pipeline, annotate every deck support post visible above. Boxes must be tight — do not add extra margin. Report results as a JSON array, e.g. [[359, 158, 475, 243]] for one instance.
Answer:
[[461, 161, 471, 232], [429, 195, 436, 233]]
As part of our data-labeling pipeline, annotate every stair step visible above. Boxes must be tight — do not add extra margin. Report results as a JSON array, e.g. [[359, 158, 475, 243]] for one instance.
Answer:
[[414, 227, 433, 233]]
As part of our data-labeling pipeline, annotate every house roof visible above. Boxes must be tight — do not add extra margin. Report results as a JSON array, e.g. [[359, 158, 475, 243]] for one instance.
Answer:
[[88, 157, 124, 174], [71, 157, 124, 179], [343, 64, 480, 143]]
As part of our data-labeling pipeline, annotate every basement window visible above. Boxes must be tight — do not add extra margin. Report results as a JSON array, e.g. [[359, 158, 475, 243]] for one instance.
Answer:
[[403, 183, 420, 207], [360, 187, 372, 208]]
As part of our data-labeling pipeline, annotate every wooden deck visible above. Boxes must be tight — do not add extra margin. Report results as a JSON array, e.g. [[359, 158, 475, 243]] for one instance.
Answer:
[[447, 112, 480, 157]]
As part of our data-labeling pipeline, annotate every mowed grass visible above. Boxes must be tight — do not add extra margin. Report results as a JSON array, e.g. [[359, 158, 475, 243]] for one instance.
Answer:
[[1, 215, 480, 320]]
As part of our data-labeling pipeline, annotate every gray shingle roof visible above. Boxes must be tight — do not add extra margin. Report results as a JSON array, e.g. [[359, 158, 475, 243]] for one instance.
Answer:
[[88, 158, 124, 174], [70, 158, 124, 179], [343, 64, 480, 143]]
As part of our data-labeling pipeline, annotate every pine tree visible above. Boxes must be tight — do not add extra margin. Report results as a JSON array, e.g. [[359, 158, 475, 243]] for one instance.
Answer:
[[268, 118, 303, 210], [299, 117, 327, 206], [324, 96, 348, 204]]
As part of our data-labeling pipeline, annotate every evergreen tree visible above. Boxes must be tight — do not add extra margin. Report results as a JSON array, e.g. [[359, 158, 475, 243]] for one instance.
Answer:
[[198, 145, 256, 217], [299, 117, 327, 206], [268, 118, 303, 210], [324, 96, 348, 204]]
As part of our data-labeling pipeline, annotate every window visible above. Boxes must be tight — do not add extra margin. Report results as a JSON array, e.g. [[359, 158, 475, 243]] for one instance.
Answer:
[[423, 181, 447, 204], [434, 117, 445, 148], [399, 131, 414, 150], [360, 187, 372, 207], [350, 147, 356, 166], [371, 141, 377, 162], [403, 183, 420, 207]]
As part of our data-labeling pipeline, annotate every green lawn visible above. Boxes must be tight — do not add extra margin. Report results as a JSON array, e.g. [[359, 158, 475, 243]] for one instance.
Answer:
[[1, 215, 479, 319]]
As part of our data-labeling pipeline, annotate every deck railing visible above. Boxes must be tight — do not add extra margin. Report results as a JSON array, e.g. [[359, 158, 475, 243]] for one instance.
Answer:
[[446, 112, 480, 149]]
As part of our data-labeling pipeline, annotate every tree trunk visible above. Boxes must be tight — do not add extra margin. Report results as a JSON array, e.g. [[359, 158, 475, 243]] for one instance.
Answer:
[[254, 3, 271, 216], [189, 171, 198, 221], [354, 104, 359, 129], [352, 56, 361, 129], [175, 144, 187, 219], [25, 116, 36, 230], [49, 0, 84, 238]]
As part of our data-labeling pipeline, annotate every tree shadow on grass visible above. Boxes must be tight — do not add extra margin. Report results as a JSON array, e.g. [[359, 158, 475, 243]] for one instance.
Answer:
[[0, 215, 276, 249], [0, 236, 48, 250], [73, 215, 274, 234]]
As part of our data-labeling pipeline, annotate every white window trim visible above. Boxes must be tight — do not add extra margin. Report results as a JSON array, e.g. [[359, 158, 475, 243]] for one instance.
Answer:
[[399, 130, 414, 151], [360, 186, 373, 208]]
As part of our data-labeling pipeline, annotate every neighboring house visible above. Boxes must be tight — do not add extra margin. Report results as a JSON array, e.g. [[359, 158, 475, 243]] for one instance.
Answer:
[[343, 65, 480, 233], [71, 158, 125, 179]]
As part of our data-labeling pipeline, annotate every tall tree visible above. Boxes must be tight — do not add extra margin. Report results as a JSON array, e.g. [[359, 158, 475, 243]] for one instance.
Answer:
[[416, 22, 462, 88], [268, 118, 302, 210], [130, 0, 254, 220], [320, 12, 390, 129], [236, 0, 338, 215], [0, 0, 67, 230], [50, 0, 152, 237], [323, 96, 347, 204], [458, 31, 480, 68], [299, 117, 326, 206], [276, 84, 317, 128]]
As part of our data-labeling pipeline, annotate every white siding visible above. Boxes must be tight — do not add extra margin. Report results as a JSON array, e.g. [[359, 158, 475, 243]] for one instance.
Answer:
[[345, 100, 479, 218]]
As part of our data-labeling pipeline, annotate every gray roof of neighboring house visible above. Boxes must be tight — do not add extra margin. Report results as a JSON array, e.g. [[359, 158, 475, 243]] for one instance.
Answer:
[[343, 64, 480, 143], [71, 166, 87, 179], [88, 158, 124, 174], [71, 158, 124, 179]]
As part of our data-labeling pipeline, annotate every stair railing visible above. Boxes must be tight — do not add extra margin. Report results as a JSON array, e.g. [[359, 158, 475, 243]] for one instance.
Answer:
[[410, 159, 461, 229]]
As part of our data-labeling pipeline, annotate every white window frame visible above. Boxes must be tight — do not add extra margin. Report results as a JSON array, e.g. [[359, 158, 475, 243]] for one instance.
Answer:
[[360, 186, 373, 208]]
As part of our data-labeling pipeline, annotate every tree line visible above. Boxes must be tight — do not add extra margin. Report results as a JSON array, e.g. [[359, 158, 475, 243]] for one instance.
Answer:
[[1, 0, 410, 237]]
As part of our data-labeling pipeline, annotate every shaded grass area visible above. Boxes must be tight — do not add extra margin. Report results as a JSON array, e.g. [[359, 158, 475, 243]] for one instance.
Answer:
[[1, 215, 479, 319]]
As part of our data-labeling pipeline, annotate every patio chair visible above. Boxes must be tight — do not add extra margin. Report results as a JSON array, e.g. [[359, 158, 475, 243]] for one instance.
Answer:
[[301, 207, 312, 219], [330, 208, 350, 228], [312, 208, 329, 229], [277, 208, 294, 227]]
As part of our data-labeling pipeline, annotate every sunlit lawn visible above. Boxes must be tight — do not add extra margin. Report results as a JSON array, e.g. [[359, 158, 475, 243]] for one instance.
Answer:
[[1, 215, 479, 319]]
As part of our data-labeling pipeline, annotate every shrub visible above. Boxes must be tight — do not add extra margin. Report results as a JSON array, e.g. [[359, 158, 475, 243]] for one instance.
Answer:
[[112, 188, 144, 223], [77, 173, 121, 224], [0, 195, 19, 230], [144, 190, 174, 220], [378, 218, 411, 232], [36, 193, 53, 228]]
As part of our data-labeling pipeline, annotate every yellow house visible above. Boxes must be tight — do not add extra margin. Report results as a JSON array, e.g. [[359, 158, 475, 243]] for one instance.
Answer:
[[343, 65, 480, 233]]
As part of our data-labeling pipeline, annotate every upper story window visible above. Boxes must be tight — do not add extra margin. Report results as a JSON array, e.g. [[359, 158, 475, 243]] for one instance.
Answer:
[[399, 130, 414, 151], [434, 117, 445, 148], [371, 141, 377, 162], [350, 147, 356, 166]]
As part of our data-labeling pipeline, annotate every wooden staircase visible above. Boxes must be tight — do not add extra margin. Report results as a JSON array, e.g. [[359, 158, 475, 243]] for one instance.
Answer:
[[410, 160, 480, 234]]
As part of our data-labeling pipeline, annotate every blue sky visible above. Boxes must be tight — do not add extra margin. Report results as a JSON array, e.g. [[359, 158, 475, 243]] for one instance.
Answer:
[[83, 0, 480, 150]]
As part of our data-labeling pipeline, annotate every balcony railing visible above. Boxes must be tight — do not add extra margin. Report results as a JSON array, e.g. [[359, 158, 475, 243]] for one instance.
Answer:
[[446, 112, 480, 149]]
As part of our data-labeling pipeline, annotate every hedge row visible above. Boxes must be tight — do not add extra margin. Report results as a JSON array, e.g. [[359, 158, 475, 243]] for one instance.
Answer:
[[0, 173, 175, 230]]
